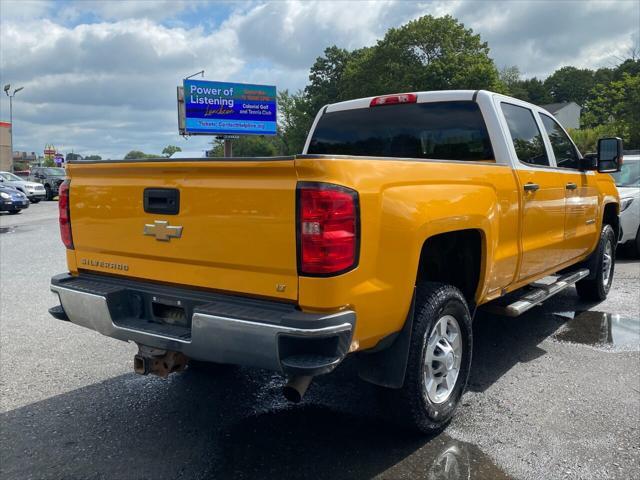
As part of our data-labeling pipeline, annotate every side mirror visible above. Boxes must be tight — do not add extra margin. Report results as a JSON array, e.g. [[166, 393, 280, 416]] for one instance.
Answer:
[[597, 137, 623, 173], [580, 153, 598, 171]]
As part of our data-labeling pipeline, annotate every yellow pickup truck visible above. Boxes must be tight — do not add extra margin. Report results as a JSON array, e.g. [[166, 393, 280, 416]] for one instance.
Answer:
[[49, 90, 622, 432]]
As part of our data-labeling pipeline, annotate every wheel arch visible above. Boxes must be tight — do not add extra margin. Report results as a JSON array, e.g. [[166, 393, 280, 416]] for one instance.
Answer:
[[357, 227, 486, 389], [602, 201, 620, 241], [415, 228, 487, 307]]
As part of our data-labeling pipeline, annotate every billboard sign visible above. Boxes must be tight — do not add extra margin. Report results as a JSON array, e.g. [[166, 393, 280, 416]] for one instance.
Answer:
[[182, 80, 277, 136]]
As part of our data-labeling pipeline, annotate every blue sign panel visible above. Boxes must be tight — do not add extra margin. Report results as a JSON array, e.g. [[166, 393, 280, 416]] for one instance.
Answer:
[[183, 80, 277, 136]]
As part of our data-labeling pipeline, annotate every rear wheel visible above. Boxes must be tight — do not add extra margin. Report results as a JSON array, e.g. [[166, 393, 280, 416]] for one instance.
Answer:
[[31, 199, 41, 204], [576, 224, 616, 301], [389, 282, 472, 433]]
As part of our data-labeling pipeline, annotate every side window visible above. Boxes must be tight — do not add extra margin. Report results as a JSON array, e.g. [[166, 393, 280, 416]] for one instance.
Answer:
[[540, 113, 580, 169], [501, 103, 549, 167]]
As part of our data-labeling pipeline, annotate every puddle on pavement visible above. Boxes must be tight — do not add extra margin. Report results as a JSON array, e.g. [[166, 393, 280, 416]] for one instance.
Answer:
[[0, 226, 16, 234], [216, 405, 512, 479], [552, 310, 640, 348]]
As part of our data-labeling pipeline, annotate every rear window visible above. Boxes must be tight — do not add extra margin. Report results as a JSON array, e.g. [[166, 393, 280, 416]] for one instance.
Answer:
[[307, 101, 493, 161]]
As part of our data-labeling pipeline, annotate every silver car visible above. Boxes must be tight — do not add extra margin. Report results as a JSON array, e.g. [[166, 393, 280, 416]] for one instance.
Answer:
[[0, 171, 47, 203], [611, 155, 640, 256]]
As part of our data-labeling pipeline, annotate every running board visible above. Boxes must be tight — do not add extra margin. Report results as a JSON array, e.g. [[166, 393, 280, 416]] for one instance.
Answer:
[[484, 269, 590, 317]]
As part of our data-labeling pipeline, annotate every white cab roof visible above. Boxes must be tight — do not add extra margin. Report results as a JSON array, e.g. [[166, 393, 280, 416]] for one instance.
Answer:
[[325, 90, 479, 113]]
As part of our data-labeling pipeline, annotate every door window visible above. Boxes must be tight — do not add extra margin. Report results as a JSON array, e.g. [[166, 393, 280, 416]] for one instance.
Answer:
[[501, 103, 549, 167], [540, 113, 580, 169]]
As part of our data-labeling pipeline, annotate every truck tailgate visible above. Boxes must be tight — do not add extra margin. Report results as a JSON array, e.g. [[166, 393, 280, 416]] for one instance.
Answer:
[[67, 159, 299, 301]]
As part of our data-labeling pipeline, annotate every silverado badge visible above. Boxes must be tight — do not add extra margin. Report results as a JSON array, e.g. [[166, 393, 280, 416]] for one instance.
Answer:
[[144, 220, 183, 241]]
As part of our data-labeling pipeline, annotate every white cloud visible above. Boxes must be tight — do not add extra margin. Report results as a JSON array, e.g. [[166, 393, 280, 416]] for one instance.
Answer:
[[448, 0, 640, 77], [224, 0, 426, 68], [0, 0, 638, 158], [0, 0, 51, 21]]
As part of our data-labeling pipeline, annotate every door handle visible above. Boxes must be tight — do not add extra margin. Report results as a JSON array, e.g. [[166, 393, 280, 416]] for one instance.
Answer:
[[565, 182, 578, 190], [524, 183, 539, 192]]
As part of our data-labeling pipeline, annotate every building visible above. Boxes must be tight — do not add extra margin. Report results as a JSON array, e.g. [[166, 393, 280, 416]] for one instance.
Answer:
[[540, 101, 582, 130], [0, 122, 11, 171], [12, 151, 38, 162]]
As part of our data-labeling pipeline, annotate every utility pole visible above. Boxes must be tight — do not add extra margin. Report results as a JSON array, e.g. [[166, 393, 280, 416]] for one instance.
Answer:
[[3, 84, 24, 172], [224, 138, 233, 157]]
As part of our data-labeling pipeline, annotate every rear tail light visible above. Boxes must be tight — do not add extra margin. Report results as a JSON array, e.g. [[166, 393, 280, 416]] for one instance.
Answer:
[[297, 183, 359, 276], [58, 180, 74, 249], [370, 93, 417, 107]]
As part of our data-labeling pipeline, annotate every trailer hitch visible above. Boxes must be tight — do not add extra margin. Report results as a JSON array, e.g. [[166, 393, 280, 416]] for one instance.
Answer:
[[133, 344, 189, 378]]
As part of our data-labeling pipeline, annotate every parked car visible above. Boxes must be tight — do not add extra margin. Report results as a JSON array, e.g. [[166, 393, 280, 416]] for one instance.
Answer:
[[0, 184, 29, 214], [49, 90, 622, 433], [28, 167, 66, 200], [0, 171, 47, 203], [13, 170, 30, 178], [611, 154, 640, 255]]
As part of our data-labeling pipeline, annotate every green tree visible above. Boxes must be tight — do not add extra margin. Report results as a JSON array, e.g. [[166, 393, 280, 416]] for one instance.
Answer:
[[593, 66, 614, 86], [42, 157, 55, 167], [511, 77, 552, 104], [276, 15, 508, 155], [84, 155, 102, 160], [208, 136, 283, 157], [340, 15, 503, 98], [568, 125, 621, 154], [612, 58, 640, 80], [499, 66, 553, 104], [162, 145, 182, 157], [279, 90, 313, 154], [499, 65, 521, 91], [582, 73, 640, 149], [305, 46, 360, 113], [124, 150, 158, 160], [544, 66, 595, 105]]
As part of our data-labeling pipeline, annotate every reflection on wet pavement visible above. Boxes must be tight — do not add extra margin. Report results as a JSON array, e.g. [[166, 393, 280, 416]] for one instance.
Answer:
[[216, 405, 511, 479], [0, 226, 16, 234], [0, 360, 513, 480], [552, 311, 640, 348]]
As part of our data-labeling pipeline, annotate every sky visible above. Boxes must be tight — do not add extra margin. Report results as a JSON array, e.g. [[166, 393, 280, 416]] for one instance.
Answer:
[[1, 0, 638, 159]]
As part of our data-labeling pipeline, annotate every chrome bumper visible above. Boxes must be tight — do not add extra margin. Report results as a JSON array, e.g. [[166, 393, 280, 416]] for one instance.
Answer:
[[50, 273, 355, 375]]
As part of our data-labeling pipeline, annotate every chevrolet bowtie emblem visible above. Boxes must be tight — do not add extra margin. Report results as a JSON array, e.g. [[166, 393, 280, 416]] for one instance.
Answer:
[[143, 220, 183, 241]]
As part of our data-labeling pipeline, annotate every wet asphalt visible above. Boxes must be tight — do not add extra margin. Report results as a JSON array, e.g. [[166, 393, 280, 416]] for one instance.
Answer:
[[1, 202, 639, 480]]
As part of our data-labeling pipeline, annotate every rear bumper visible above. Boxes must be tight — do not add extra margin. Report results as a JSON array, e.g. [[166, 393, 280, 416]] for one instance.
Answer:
[[50, 273, 354, 376]]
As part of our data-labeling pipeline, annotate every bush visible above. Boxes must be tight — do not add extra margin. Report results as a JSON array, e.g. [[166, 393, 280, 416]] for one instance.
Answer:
[[568, 125, 622, 154]]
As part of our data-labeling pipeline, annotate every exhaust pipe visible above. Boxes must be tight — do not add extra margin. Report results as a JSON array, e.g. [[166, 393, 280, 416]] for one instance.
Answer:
[[283, 375, 313, 403]]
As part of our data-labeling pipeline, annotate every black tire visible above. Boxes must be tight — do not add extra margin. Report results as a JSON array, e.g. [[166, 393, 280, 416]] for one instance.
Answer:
[[576, 224, 616, 301], [45, 185, 53, 201], [633, 227, 640, 258], [389, 282, 473, 433], [31, 199, 41, 204], [8, 210, 20, 215]]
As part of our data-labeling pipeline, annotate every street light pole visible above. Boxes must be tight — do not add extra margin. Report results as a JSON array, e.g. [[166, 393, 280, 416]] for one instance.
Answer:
[[4, 84, 24, 172]]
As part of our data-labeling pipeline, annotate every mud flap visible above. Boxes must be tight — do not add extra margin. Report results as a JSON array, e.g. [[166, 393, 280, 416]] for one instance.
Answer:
[[356, 289, 415, 389]]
